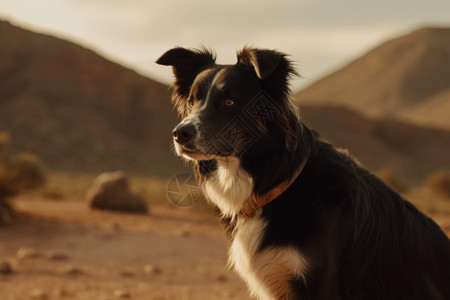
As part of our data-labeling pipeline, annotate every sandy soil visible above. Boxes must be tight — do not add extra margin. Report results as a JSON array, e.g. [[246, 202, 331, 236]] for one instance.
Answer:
[[1, 197, 449, 300], [0, 197, 249, 300]]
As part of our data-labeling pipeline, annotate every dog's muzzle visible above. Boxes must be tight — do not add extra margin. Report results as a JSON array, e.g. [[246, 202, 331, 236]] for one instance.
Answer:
[[172, 123, 197, 145]]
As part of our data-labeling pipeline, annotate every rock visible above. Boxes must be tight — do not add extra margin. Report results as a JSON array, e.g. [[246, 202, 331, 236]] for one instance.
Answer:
[[64, 265, 83, 276], [143, 264, 161, 275], [113, 289, 130, 298], [16, 247, 41, 259], [120, 270, 135, 277], [216, 274, 228, 282], [111, 222, 121, 231], [86, 171, 148, 214], [176, 228, 191, 237], [45, 250, 68, 260], [0, 260, 13, 274], [53, 288, 70, 297]]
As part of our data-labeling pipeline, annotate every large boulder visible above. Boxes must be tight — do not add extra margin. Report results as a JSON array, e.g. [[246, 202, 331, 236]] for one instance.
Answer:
[[86, 171, 148, 214]]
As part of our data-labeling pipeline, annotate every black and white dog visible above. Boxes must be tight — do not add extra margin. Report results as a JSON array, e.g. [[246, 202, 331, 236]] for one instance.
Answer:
[[156, 47, 450, 300]]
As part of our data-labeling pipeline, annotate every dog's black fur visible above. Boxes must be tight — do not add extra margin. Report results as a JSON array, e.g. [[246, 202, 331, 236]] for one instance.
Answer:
[[157, 47, 450, 300]]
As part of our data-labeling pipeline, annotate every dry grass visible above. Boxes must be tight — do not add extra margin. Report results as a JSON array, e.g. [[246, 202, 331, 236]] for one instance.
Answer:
[[376, 169, 408, 194], [376, 169, 450, 216], [405, 187, 450, 216], [426, 170, 450, 199]]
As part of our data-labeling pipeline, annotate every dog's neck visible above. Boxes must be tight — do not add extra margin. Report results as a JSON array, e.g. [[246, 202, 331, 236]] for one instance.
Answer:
[[203, 157, 254, 218], [239, 157, 308, 218], [203, 156, 307, 219]]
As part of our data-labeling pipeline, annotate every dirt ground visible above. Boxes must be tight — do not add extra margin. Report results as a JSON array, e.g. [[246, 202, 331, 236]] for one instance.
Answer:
[[0, 197, 249, 300], [1, 197, 449, 300]]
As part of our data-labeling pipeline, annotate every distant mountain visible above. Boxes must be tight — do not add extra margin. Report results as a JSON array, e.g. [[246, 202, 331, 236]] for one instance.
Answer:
[[0, 20, 181, 175], [0, 20, 448, 182], [395, 89, 450, 128], [296, 27, 450, 130], [300, 105, 450, 183]]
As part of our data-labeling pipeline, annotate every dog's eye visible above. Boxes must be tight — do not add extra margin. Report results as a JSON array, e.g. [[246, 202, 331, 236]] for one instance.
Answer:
[[188, 99, 194, 108], [224, 99, 235, 106]]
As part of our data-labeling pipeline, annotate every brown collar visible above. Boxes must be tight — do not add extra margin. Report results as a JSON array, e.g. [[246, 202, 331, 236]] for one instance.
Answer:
[[239, 158, 308, 218]]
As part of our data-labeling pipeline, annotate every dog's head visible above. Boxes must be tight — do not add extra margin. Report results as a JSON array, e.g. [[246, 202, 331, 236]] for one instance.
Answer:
[[156, 47, 298, 162]]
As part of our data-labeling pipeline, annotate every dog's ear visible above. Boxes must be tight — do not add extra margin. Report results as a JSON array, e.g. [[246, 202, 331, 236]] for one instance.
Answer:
[[156, 47, 216, 98], [237, 47, 297, 80], [238, 48, 299, 152], [237, 48, 281, 80]]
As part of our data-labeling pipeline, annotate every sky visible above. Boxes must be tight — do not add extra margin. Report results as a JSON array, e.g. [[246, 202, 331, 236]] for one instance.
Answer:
[[0, 0, 449, 91]]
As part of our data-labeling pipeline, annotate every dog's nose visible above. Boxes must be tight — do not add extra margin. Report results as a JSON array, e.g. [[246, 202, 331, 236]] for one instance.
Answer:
[[172, 123, 196, 145]]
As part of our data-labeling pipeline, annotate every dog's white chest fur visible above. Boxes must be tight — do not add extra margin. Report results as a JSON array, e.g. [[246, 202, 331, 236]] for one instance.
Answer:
[[204, 157, 253, 217], [203, 158, 308, 300], [229, 216, 308, 300]]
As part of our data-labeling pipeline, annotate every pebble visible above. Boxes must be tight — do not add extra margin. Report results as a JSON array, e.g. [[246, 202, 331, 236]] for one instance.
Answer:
[[113, 289, 130, 298], [178, 229, 190, 237], [112, 222, 121, 230], [45, 251, 68, 260], [143, 264, 161, 275], [120, 270, 135, 277], [53, 288, 70, 297], [216, 274, 228, 282], [64, 265, 83, 276], [16, 247, 41, 259], [30, 289, 49, 300]]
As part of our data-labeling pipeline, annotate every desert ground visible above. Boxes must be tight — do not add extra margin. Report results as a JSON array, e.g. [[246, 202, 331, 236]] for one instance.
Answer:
[[1, 193, 449, 300], [0, 197, 250, 300]]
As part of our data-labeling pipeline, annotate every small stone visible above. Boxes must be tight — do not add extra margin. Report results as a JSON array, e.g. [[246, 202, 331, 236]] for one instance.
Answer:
[[143, 264, 161, 275], [113, 289, 130, 298], [30, 289, 49, 300], [120, 270, 135, 277], [0, 260, 13, 274], [53, 288, 70, 297], [16, 247, 41, 259], [176, 225, 192, 237], [64, 266, 83, 276], [45, 251, 68, 260], [178, 229, 190, 237], [216, 274, 228, 282]]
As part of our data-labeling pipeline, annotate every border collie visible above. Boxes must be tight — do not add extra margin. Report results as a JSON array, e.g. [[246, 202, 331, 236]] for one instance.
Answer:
[[156, 47, 450, 300]]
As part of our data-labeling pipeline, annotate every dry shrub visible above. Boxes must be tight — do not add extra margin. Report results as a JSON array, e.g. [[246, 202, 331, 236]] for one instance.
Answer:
[[376, 169, 408, 194], [0, 133, 47, 224], [1, 153, 47, 191], [426, 170, 450, 199]]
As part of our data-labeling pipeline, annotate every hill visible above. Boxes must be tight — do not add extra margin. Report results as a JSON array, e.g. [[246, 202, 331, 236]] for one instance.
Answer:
[[296, 27, 450, 130], [0, 20, 448, 183], [395, 89, 450, 128], [300, 105, 450, 183], [0, 20, 181, 176]]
